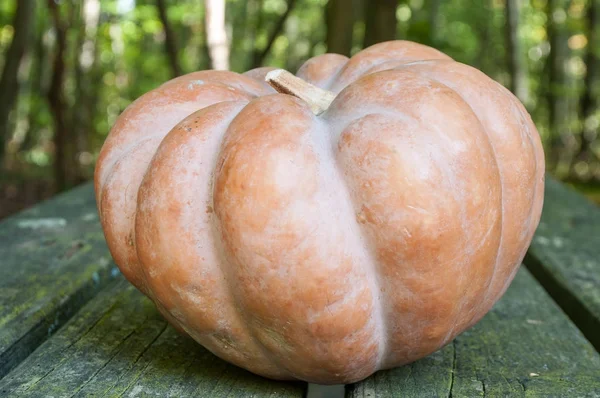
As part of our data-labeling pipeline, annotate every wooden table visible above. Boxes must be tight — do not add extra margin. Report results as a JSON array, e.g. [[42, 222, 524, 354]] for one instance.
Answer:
[[1, 177, 599, 397]]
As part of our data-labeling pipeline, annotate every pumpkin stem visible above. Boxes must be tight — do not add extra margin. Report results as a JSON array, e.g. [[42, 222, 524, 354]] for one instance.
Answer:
[[265, 69, 336, 115]]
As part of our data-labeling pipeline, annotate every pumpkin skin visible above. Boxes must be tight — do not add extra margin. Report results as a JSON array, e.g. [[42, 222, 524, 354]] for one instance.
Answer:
[[95, 40, 544, 384]]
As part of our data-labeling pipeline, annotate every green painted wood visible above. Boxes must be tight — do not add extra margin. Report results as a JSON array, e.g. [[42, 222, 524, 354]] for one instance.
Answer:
[[346, 268, 600, 397], [0, 278, 306, 397], [0, 182, 119, 378], [525, 176, 600, 351]]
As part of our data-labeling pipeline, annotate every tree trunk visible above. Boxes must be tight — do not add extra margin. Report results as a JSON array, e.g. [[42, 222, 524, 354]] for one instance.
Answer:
[[251, 0, 265, 47], [546, 0, 579, 178], [578, 0, 599, 160], [505, 0, 530, 107], [473, 0, 492, 73], [363, 0, 398, 47], [546, 0, 570, 158], [229, 0, 250, 71], [156, 0, 182, 77], [72, 1, 86, 170], [251, 0, 297, 68], [205, 0, 230, 70], [72, 0, 101, 180], [0, 0, 36, 166], [243, 0, 264, 69], [21, 14, 48, 153], [326, 0, 356, 56], [429, 0, 442, 46], [47, 0, 71, 191]]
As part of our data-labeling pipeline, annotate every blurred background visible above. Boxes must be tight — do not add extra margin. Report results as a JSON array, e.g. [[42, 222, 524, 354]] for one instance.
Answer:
[[0, 0, 599, 220]]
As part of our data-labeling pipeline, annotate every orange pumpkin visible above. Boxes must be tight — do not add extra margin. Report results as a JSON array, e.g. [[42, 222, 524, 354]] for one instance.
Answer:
[[95, 40, 544, 384]]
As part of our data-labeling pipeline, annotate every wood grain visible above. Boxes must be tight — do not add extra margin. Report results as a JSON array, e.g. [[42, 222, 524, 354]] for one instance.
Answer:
[[346, 268, 600, 397], [2, 174, 599, 397], [525, 176, 600, 351], [0, 182, 119, 378], [0, 278, 306, 397]]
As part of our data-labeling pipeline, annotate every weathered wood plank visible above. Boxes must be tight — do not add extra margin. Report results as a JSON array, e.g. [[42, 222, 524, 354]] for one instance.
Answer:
[[345, 346, 453, 397], [346, 268, 600, 397], [0, 277, 307, 397], [0, 182, 119, 378], [525, 177, 600, 351]]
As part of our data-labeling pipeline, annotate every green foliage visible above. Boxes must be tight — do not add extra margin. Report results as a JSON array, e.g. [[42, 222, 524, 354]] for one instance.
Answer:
[[0, 0, 599, 200]]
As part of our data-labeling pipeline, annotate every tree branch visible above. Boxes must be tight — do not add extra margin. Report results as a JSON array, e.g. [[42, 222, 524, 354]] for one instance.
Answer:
[[205, 0, 230, 70], [505, 0, 530, 106], [251, 0, 297, 68], [326, 0, 356, 56], [0, 0, 36, 165], [363, 0, 398, 48], [156, 0, 182, 77], [577, 0, 599, 161], [47, 0, 70, 191]]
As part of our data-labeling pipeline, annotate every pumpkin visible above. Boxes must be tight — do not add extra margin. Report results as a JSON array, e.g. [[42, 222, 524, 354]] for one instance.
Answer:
[[95, 40, 545, 384]]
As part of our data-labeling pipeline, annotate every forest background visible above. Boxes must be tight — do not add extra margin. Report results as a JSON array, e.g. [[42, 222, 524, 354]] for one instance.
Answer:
[[0, 0, 599, 219]]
